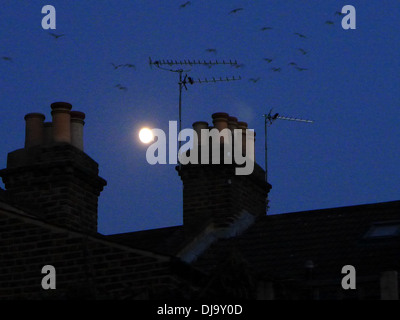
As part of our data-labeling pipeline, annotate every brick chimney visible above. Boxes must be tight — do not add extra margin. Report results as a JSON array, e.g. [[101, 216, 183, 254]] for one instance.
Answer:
[[0, 102, 106, 234], [177, 112, 271, 235]]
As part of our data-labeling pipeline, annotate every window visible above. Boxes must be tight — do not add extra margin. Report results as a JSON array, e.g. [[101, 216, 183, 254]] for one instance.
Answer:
[[365, 222, 400, 238]]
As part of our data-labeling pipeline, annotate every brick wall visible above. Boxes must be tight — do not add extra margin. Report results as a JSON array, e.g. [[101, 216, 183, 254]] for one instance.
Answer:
[[0, 144, 106, 234], [0, 207, 190, 299], [178, 160, 271, 233]]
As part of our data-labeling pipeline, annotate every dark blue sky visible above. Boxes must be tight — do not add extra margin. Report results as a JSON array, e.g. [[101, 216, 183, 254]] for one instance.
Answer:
[[1, 1, 399, 235]]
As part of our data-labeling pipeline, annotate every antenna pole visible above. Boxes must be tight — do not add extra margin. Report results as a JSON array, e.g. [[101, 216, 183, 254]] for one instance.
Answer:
[[263, 109, 314, 183], [178, 69, 183, 162], [264, 115, 268, 182], [149, 57, 241, 166]]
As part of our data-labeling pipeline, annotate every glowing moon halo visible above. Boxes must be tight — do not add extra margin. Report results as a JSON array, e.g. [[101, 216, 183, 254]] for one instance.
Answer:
[[139, 127, 154, 144]]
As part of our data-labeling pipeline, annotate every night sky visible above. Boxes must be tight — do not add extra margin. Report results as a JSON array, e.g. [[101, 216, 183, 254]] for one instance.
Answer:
[[1, 1, 399, 235]]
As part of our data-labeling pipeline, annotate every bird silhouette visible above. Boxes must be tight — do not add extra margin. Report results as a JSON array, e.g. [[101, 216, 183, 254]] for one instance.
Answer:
[[288, 62, 297, 66], [115, 84, 127, 91], [205, 48, 217, 54], [49, 32, 65, 39], [298, 48, 308, 55], [249, 77, 261, 83], [263, 58, 273, 63], [111, 63, 122, 70], [294, 32, 307, 38], [295, 66, 308, 71], [233, 63, 245, 68], [179, 1, 191, 8], [260, 26, 273, 31], [229, 8, 243, 14], [325, 20, 334, 25], [1, 56, 12, 62], [271, 67, 282, 72], [123, 63, 136, 69]]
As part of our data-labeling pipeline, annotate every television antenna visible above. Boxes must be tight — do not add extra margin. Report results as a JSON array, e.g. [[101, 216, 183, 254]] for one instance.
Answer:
[[149, 57, 241, 162], [262, 109, 314, 182]]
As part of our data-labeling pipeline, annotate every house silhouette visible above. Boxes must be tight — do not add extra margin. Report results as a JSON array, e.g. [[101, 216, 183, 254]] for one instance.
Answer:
[[0, 103, 398, 300]]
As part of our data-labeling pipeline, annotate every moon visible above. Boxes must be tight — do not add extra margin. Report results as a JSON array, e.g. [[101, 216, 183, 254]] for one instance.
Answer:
[[139, 128, 154, 144]]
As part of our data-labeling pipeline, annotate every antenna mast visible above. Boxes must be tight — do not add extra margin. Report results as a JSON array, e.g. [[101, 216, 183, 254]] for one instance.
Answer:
[[262, 109, 314, 182], [149, 57, 241, 162]]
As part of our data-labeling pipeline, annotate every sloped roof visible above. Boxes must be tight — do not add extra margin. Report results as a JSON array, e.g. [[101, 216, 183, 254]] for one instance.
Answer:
[[107, 200, 400, 285], [192, 200, 400, 282], [107, 225, 187, 256]]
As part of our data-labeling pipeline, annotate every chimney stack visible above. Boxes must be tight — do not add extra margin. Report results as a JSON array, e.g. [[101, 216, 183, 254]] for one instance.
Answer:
[[0, 102, 106, 233], [178, 112, 271, 235]]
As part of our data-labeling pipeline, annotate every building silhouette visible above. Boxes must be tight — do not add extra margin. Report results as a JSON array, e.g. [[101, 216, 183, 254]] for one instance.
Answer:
[[0, 103, 398, 300]]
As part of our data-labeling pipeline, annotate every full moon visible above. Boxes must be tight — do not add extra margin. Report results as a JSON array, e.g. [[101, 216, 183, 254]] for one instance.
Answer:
[[139, 128, 154, 144]]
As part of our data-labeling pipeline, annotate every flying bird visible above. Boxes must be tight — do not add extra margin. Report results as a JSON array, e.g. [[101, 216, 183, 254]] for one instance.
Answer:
[[233, 63, 245, 68], [260, 26, 273, 31], [325, 20, 334, 25], [179, 1, 191, 8], [115, 84, 127, 91], [249, 77, 261, 83], [111, 63, 122, 69], [298, 48, 308, 55], [294, 32, 307, 38], [1, 56, 12, 62], [123, 63, 136, 69], [263, 58, 273, 63], [295, 66, 308, 71], [271, 67, 282, 72], [288, 62, 297, 66], [229, 8, 243, 14], [205, 48, 217, 54], [48, 32, 65, 39]]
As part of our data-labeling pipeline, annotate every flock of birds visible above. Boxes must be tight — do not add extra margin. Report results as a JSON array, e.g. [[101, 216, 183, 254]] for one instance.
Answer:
[[1, 31, 136, 92], [176, 3, 346, 85], [1, 3, 346, 91], [1, 32, 65, 63]]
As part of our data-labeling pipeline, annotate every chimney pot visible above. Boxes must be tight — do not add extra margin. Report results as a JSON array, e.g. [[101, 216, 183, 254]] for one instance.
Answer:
[[51, 102, 72, 143], [24, 113, 45, 148], [212, 112, 229, 144], [212, 112, 229, 119], [50, 102, 73, 110], [212, 112, 229, 131], [236, 121, 249, 155], [237, 121, 248, 129], [227, 116, 238, 131], [192, 121, 209, 146], [43, 122, 53, 145], [70, 111, 86, 151]]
